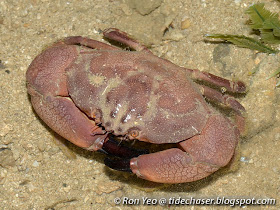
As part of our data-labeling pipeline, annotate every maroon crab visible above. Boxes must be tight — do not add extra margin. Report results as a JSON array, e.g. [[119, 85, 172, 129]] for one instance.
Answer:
[[26, 28, 246, 183]]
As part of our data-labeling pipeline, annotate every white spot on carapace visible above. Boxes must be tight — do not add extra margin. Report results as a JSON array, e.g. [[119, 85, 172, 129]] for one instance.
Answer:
[[191, 125, 198, 133], [123, 114, 131, 123], [116, 103, 122, 112], [136, 114, 143, 121], [88, 73, 106, 87], [101, 85, 109, 95]]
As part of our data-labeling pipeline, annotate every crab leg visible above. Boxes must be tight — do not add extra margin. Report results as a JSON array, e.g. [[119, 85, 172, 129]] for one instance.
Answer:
[[103, 28, 153, 53], [199, 85, 245, 115], [128, 114, 239, 183], [198, 85, 246, 135], [102, 28, 245, 94], [63, 36, 118, 50], [102, 28, 246, 95], [187, 69, 246, 93]]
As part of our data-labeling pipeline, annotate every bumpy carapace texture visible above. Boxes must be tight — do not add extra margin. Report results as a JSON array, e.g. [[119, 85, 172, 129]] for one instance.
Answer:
[[26, 29, 245, 183], [68, 49, 214, 143]]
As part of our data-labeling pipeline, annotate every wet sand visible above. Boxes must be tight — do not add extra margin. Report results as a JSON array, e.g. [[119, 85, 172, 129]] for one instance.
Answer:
[[0, 0, 279, 209]]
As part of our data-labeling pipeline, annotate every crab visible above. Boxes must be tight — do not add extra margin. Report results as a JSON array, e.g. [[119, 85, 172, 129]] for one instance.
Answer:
[[26, 28, 246, 184]]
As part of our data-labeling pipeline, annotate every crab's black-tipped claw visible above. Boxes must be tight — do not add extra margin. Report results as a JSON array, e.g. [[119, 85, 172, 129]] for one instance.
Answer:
[[99, 136, 149, 159], [98, 136, 149, 173], [104, 157, 132, 172]]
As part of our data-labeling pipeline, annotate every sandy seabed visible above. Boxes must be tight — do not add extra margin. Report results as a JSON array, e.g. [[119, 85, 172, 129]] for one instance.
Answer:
[[0, 0, 279, 209]]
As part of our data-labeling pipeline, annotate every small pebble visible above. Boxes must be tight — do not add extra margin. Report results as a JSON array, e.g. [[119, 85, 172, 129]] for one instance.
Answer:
[[0, 169, 7, 184], [0, 148, 16, 167], [107, 194, 117, 206], [63, 185, 71, 193], [240, 156, 250, 163], [127, 0, 163, 15], [120, 3, 132, 16], [32, 160, 39, 167], [95, 181, 122, 195], [181, 18, 191, 29], [0, 121, 13, 137], [37, 139, 46, 152], [95, 196, 105, 204], [84, 195, 90, 203]]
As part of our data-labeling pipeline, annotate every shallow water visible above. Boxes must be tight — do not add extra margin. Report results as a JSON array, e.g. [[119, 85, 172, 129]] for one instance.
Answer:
[[0, 0, 279, 209]]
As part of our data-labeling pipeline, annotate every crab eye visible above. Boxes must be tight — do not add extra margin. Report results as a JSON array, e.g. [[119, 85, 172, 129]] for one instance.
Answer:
[[129, 129, 139, 138]]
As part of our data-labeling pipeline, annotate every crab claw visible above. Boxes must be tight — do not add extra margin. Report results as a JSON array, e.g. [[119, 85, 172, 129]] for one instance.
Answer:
[[99, 135, 149, 158], [128, 114, 239, 183], [99, 136, 149, 172], [104, 158, 132, 172]]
